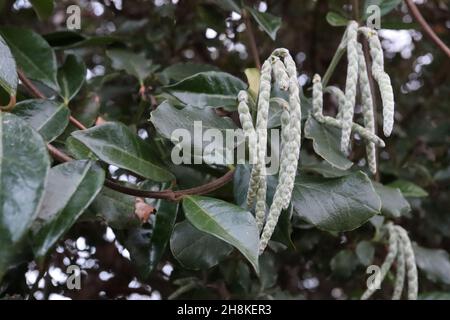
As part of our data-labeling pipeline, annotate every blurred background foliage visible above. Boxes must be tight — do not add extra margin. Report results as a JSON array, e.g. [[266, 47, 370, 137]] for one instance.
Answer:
[[0, 0, 449, 300]]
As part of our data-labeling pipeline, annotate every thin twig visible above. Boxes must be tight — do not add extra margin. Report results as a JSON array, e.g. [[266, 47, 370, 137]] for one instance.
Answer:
[[243, 8, 261, 69], [18, 69, 87, 130], [405, 0, 450, 59], [23, 72, 234, 201]]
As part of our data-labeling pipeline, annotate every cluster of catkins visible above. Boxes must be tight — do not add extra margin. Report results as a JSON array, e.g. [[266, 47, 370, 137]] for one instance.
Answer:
[[361, 222, 418, 300], [312, 21, 394, 174], [237, 48, 301, 254], [237, 23, 397, 255]]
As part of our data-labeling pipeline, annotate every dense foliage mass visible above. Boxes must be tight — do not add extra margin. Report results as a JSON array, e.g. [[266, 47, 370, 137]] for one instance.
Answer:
[[0, 0, 449, 300]]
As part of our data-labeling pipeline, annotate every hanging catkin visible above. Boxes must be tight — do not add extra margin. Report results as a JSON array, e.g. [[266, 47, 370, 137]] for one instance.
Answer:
[[279, 51, 302, 209], [252, 59, 272, 231], [341, 21, 359, 154], [313, 76, 385, 148], [237, 91, 258, 166], [271, 56, 289, 91], [259, 49, 302, 254], [392, 229, 406, 300], [361, 223, 398, 300], [312, 74, 324, 122], [357, 43, 377, 174], [359, 27, 395, 137], [395, 226, 418, 300], [324, 86, 345, 120]]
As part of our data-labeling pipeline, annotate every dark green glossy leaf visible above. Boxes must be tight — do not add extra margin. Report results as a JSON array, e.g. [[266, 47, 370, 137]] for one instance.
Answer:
[[30, 0, 54, 20], [89, 187, 140, 230], [0, 27, 58, 91], [69, 93, 101, 128], [32, 160, 105, 259], [0, 34, 17, 97], [150, 101, 242, 164], [71, 122, 174, 182], [292, 172, 381, 232], [387, 179, 428, 198], [304, 116, 353, 170], [233, 164, 293, 248], [356, 240, 375, 266], [330, 250, 359, 278], [116, 227, 153, 279], [57, 54, 86, 104], [182, 195, 260, 273], [148, 198, 179, 274], [160, 62, 219, 83], [107, 49, 155, 85], [419, 292, 450, 300], [326, 12, 348, 27], [0, 113, 50, 279], [65, 136, 97, 160], [245, 6, 281, 40], [301, 162, 350, 178], [165, 71, 247, 108], [44, 31, 119, 49], [373, 182, 411, 218], [414, 244, 450, 285], [170, 220, 233, 270], [212, 0, 241, 13], [12, 99, 69, 142]]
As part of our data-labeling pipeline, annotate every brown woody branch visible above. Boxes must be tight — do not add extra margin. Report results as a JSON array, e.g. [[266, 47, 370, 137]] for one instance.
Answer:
[[405, 0, 450, 59], [20, 71, 235, 201], [243, 8, 261, 69]]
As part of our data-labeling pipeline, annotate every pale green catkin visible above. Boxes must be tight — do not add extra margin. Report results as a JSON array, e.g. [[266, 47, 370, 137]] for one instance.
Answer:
[[280, 52, 301, 209], [271, 56, 289, 91], [395, 226, 418, 300], [357, 43, 377, 174], [361, 223, 398, 300], [252, 59, 272, 231], [392, 229, 406, 300], [259, 49, 302, 254], [312, 74, 324, 121], [359, 27, 395, 137], [313, 77, 385, 148], [237, 91, 258, 166], [324, 86, 345, 120], [341, 21, 359, 154]]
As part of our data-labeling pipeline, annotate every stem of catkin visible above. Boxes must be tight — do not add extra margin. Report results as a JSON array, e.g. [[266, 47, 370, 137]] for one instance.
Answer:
[[357, 43, 378, 174], [341, 21, 359, 155]]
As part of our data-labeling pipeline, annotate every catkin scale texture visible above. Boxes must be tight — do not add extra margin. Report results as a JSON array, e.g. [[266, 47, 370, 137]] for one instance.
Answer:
[[249, 60, 272, 231], [341, 21, 359, 154], [357, 43, 377, 174], [258, 49, 302, 254], [359, 27, 395, 137]]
